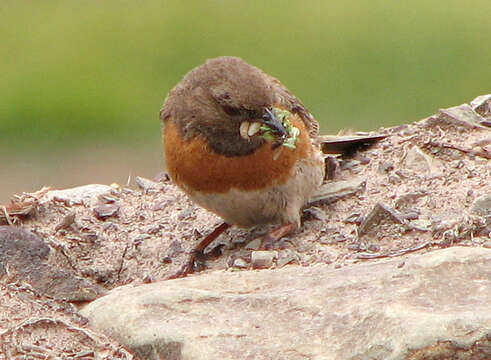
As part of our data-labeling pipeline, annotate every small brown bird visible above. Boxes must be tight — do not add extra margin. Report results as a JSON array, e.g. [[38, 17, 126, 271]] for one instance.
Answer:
[[161, 56, 382, 277]]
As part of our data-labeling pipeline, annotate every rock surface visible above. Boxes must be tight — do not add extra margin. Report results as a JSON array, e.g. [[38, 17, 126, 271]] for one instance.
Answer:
[[81, 247, 491, 360], [41, 184, 114, 204], [0, 226, 101, 301], [1, 94, 490, 359], [6, 95, 490, 286]]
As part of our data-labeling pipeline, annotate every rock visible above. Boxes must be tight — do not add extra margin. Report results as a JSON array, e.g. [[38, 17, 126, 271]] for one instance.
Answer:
[[470, 94, 491, 120], [251, 250, 278, 269], [0, 226, 49, 274], [471, 194, 491, 217], [30, 266, 101, 301], [276, 250, 299, 268], [394, 191, 428, 210], [42, 184, 114, 206], [432, 103, 489, 129], [81, 247, 491, 360], [244, 238, 261, 250], [302, 206, 327, 221], [358, 202, 405, 235], [135, 176, 160, 192], [55, 211, 76, 231], [344, 213, 363, 224], [99, 194, 118, 203], [231, 257, 249, 268], [401, 210, 419, 220], [310, 178, 366, 204], [93, 203, 120, 220], [408, 219, 431, 232], [0, 226, 101, 301], [403, 146, 440, 173]]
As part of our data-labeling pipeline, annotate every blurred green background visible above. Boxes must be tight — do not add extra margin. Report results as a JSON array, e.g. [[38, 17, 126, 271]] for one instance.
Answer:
[[1, 0, 490, 203]]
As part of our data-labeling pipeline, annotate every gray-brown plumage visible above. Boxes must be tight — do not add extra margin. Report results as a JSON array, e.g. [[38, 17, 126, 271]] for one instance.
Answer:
[[161, 56, 318, 157], [160, 56, 384, 278]]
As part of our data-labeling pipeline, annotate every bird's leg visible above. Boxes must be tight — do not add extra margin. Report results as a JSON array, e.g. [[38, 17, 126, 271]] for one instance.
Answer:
[[168, 222, 231, 279], [260, 223, 296, 250]]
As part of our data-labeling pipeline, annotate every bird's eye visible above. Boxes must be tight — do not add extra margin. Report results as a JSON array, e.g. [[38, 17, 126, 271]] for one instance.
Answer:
[[222, 105, 240, 116]]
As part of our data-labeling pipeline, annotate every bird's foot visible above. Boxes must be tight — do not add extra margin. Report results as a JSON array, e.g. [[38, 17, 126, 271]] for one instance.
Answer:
[[260, 223, 296, 250], [167, 222, 230, 279]]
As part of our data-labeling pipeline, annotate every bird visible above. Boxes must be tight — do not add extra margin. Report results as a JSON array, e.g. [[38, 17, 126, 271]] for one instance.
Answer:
[[160, 56, 383, 278]]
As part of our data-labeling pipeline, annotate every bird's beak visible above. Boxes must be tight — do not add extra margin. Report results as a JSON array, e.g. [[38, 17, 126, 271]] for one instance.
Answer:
[[262, 108, 287, 136]]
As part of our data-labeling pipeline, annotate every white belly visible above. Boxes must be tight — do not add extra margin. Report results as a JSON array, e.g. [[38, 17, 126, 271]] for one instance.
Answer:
[[186, 150, 324, 228]]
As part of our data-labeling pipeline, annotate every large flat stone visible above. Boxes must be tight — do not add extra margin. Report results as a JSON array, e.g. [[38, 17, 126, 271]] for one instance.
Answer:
[[81, 247, 490, 360]]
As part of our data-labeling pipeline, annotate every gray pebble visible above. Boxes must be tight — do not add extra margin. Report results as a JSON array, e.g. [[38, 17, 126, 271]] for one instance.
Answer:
[[251, 251, 278, 269]]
